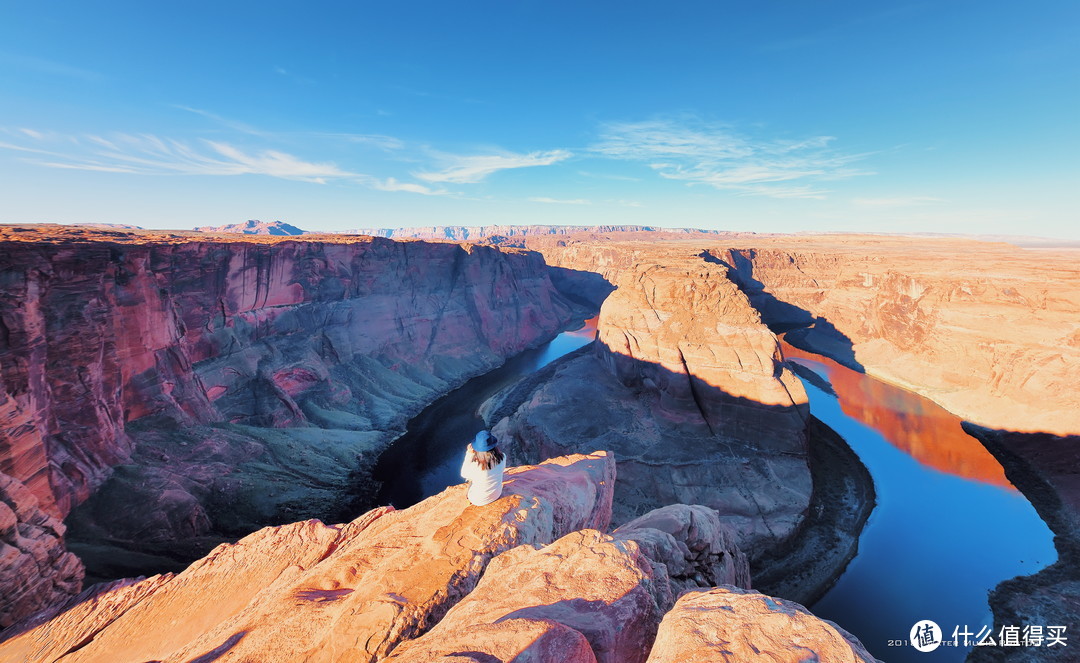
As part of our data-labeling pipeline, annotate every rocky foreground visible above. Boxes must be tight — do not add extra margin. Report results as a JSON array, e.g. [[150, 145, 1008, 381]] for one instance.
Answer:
[[0, 452, 880, 663]]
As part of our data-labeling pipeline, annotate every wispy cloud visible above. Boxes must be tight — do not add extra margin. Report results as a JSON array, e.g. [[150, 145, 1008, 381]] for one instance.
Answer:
[[591, 118, 871, 199], [417, 149, 572, 184], [173, 105, 267, 136], [528, 196, 591, 205], [311, 133, 405, 150], [371, 177, 446, 195], [577, 170, 641, 182], [852, 196, 943, 207], [0, 130, 358, 183], [0, 52, 103, 82], [172, 106, 406, 152]]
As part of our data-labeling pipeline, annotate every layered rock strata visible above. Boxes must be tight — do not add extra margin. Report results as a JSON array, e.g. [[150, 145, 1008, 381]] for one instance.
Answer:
[[0, 473, 83, 628], [1, 452, 876, 663], [492, 257, 812, 560], [707, 240, 1080, 436], [0, 226, 582, 623], [526, 233, 1080, 436]]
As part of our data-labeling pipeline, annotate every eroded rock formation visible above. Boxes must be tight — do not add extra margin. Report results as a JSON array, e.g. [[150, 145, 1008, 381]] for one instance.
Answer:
[[0, 226, 584, 623], [491, 257, 812, 560], [0, 452, 615, 663], [709, 240, 1080, 436], [526, 232, 1080, 436], [0, 473, 83, 629]]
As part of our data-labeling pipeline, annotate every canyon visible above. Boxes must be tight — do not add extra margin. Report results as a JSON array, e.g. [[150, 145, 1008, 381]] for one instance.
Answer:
[[524, 232, 1080, 436], [0, 225, 586, 624], [1, 223, 1077, 662]]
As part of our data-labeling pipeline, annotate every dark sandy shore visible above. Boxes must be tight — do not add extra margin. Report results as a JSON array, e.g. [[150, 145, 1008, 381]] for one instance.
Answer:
[[751, 416, 876, 606]]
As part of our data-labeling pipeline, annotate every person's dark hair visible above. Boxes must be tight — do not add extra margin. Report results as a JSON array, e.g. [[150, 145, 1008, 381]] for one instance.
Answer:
[[472, 445, 504, 470]]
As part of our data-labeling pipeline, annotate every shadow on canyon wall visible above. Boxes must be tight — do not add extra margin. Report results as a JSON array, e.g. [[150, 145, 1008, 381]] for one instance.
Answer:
[[964, 424, 1080, 663], [545, 264, 617, 311], [783, 345, 1014, 490], [491, 339, 875, 607], [700, 250, 866, 373]]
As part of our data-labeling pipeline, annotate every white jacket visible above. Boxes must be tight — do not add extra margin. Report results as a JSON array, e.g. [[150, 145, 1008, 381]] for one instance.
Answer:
[[460, 445, 506, 506]]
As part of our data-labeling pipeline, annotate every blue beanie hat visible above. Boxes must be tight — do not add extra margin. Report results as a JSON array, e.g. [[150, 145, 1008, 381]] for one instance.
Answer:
[[473, 430, 496, 452]]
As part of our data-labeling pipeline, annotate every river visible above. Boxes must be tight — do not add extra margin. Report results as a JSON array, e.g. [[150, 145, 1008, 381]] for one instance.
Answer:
[[785, 342, 1057, 662], [372, 321, 1056, 662], [373, 317, 599, 509]]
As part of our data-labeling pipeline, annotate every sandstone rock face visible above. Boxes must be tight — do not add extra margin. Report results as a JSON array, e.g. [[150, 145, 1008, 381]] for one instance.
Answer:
[[709, 239, 1080, 435], [0, 473, 83, 628], [0, 227, 581, 621], [646, 586, 882, 663], [386, 504, 749, 663], [386, 529, 673, 663], [528, 232, 1080, 436], [0, 452, 615, 663], [964, 425, 1080, 663], [594, 259, 808, 443], [0, 575, 174, 663], [613, 504, 751, 593], [493, 257, 811, 559]]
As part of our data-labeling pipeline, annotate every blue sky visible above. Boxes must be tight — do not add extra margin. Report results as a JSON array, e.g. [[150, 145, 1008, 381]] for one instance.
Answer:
[[1, 1, 1078, 237]]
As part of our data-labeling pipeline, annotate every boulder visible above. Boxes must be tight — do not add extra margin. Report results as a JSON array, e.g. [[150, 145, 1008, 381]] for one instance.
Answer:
[[645, 586, 881, 663]]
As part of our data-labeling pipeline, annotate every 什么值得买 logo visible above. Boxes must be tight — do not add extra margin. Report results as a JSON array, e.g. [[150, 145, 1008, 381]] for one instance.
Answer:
[[910, 620, 942, 652]]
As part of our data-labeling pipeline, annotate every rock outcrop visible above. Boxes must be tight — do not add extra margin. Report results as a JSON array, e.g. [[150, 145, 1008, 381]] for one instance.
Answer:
[[492, 257, 812, 559], [0, 226, 583, 622], [0, 452, 879, 663], [645, 586, 881, 663], [964, 425, 1080, 663], [0, 473, 83, 629], [0, 452, 615, 663], [387, 503, 750, 663]]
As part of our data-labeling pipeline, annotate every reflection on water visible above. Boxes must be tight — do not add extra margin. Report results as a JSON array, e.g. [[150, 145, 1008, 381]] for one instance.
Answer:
[[783, 343, 1014, 490], [786, 342, 1057, 663], [374, 317, 598, 509]]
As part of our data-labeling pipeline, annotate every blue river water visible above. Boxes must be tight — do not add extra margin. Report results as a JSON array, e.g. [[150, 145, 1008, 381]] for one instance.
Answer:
[[373, 318, 598, 508], [787, 348, 1057, 662]]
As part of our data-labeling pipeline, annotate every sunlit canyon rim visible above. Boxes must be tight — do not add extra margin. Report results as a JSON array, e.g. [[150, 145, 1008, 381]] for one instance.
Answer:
[[0, 224, 1077, 663]]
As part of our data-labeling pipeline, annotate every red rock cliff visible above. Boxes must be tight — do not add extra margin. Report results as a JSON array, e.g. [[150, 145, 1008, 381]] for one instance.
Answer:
[[0, 227, 582, 625]]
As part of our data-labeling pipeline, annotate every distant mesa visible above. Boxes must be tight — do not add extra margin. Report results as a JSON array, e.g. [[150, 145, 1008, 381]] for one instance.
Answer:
[[71, 223, 144, 230], [194, 219, 307, 235], [344, 224, 723, 241]]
